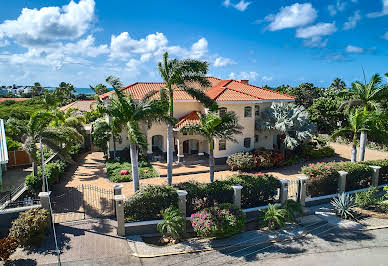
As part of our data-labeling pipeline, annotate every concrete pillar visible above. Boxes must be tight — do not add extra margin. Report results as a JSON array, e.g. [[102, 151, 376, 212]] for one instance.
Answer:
[[113, 184, 123, 195], [280, 180, 289, 206], [232, 185, 243, 208], [337, 171, 348, 194], [176, 190, 188, 217], [370, 166, 381, 187], [297, 176, 308, 207], [114, 195, 125, 237], [177, 139, 184, 163], [39, 191, 52, 222]]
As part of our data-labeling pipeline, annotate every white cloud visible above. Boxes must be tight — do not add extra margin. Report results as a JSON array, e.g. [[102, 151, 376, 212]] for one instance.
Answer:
[[303, 36, 328, 47], [343, 11, 361, 30], [62, 35, 108, 57], [328, 0, 346, 16], [229, 71, 258, 81], [265, 3, 317, 31], [223, 0, 251, 11], [214, 57, 236, 67], [296, 22, 337, 38], [0, 0, 95, 47], [262, 76, 273, 81], [383, 31, 388, 40], [345, 45, 364, 53], [367, 0, 388, 18]]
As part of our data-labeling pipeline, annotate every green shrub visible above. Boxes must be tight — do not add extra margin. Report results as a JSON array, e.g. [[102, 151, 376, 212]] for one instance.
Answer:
[[261, 204, 288, 230], [25, 161, 66, 191], [303, 161, 374, 197], [355, 187, 379, 209], [124, 185, 178, 222], [106, 161, 158, 182], [360, 160, 388, 184], [252, 149, 285, 168], [226, 152, 255, 171], [190, 203, 245, 238], [6, 136, 22, 151], [8, 208, 49, 247], [157, 206, 186, 240], [331, 193, 355, 219], [284, 200, 303, 221], [303, 145, 335, 160], [174, 174, 280, 215]]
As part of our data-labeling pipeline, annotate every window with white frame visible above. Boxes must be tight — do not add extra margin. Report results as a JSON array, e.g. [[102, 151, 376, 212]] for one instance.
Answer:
[[244, 137, 251, 148], [219, 139, 226, 150], [244, 106, 252, 117]]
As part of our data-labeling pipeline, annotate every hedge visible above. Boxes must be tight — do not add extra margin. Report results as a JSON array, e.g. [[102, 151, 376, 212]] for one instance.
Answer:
[[360, 160, 388, 184], [124, 174, 281, 222], [106, 161, 158, 183], [25, 161, 66, 192], [302, 161, 377, 197]]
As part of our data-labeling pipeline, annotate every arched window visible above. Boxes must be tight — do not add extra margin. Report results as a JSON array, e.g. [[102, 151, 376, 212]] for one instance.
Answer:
[[244, 106, 252, 117], [219, 107, 227, 117]]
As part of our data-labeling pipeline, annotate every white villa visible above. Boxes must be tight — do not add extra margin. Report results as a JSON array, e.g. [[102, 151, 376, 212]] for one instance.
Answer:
[[100, 77, 294, 164]]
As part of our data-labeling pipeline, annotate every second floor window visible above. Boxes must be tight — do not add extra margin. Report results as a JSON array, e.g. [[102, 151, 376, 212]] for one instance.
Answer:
[[219, 139, 226, 150], [255, 105, 260, 117], [244, 106, 252, 117], [219, 107, 227, 117], [244, 137, 251, 148]]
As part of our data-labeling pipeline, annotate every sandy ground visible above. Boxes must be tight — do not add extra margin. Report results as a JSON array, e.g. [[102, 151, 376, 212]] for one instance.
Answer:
[[55, 142, 388, 198]]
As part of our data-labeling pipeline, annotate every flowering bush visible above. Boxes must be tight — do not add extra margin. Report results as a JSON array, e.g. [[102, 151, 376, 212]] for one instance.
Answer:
[[227, 149, 285, 171], [0, 237, 18, 261], [190, 204, 245, 238], [226, 152, 255, 171]]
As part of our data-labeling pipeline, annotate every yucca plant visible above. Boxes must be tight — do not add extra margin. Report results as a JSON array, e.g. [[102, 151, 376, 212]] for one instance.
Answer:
[[262, 204, 288, 230], [157, 206, 186, 242], [331, 193, 355, 219]]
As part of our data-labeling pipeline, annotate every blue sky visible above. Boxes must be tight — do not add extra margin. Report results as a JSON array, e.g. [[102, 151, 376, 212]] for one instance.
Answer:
[[0, 0, 387, 88]]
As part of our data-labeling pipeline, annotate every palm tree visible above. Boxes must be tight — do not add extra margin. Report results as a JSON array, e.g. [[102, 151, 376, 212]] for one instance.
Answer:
[[331, 109, 370, 162], [90, 84, 110, 95], [181, 112, 242, 182], [31, 82, 43, 97], [157, 52, 217, 185], [101, 76, 169, 192], [338, 73, 388, 161], [51, 108, 86, 136], [257, 103, 316, 151], [330, 78, 346, 92], [22, 110, 83, 191]]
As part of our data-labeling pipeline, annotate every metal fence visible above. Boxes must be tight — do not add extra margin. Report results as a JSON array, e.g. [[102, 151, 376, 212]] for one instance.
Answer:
[[0, 183, 25, 208]]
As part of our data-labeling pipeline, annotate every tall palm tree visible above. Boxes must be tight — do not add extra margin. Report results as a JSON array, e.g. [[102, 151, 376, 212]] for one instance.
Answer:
[[22, 110, 83, 191], [330, 78, 346, 92], [331, 109, 370, 162], [101, 76, 169, 192], [257, 103, 316, 151], [157, 52, 217, 185], [51, 108, 86, 136], [338, 73, 388, 161], [181, 112, 242, 182]]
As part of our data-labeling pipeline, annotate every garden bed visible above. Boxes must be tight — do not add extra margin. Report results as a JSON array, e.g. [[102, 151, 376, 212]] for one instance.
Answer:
[[106, 161, 158, 182]]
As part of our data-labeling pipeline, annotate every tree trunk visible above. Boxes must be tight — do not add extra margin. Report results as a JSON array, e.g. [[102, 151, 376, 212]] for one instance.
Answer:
[[359, 131, 367, 161], [32, 162, 38, 177], [129, 143, 139, 192], [209, 140, 215, 183], [167, 124, 173, 186], [351, 144, 357, 162], [113, 135, 117, 160]]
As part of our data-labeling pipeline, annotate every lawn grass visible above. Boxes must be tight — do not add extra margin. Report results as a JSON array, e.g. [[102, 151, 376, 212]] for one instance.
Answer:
[[106, 161, 158, 182]]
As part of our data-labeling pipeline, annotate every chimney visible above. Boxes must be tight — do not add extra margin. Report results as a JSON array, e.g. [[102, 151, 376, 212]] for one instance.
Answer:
[[240, 80, 249, 85]]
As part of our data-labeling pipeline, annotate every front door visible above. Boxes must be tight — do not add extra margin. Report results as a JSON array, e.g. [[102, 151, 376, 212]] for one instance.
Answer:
[[183, 141, 189, 154]]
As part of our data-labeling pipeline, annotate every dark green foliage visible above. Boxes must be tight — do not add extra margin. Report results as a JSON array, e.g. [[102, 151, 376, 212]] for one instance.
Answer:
[[0, 98, 45, 120], [174, 175, 280, 215], [190, 203, 245, 238], [106, 161, 158, 182], [226, 152, 255, 171], [6, 136, 22, 151], [308, 97, 345, 134], [25, 161, 66, 191], [261, 204, 288, 230], [355, 187, 379, 209], [124, 186, 178, 221], [360, 160, 388, 183], [8, 208, 49, 247], [284, 200, 303, 221], [157, 206, 186, 240], [303, 161, 376, 197], [302, 145, 335, 160], [91, 118, 111, 152], [273, 83, 323, 109]]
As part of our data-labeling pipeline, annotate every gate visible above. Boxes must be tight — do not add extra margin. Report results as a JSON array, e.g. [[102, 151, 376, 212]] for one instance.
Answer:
[[52, 184, 115, 223]]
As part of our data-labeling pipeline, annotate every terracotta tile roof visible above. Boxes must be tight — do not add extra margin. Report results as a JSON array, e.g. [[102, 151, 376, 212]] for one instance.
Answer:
[[60, 100, 97, 112], [0, 98, 29, 102], [175, 111, 201, 129], [100, 76, 294, 102]]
